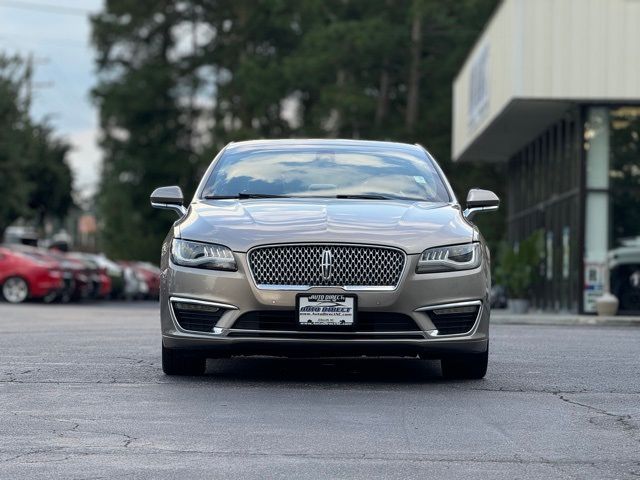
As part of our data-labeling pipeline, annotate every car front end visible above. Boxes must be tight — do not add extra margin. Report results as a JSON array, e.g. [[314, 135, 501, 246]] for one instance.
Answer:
[[162, 240, 490, 357], [152, 140, 499, 378]]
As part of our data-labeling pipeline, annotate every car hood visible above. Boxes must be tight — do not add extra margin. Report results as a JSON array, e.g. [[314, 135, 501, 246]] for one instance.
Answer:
[[177, 199, 475, 254]]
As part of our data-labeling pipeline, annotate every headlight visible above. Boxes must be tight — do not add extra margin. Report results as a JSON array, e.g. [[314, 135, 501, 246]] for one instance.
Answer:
[[416, 243, 481, 273], [171, 239, 237, 271]]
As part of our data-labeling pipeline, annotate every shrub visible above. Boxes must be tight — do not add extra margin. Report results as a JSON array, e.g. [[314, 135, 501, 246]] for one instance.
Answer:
[[494, 231, 542, 299]]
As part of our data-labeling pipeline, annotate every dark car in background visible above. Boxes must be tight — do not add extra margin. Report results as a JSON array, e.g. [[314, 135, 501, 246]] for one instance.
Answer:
[[47, 250, 92, 301], [89, 254, 125, 299], [67, 253, 112, 300]]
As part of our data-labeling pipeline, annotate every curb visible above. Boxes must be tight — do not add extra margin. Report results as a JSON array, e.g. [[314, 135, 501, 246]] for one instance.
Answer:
[[491, 312, 640, 327]]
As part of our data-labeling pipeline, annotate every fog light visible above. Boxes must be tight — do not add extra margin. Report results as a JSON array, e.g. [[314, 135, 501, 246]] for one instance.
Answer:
[[174, 302, 219, 313], [433, 306, 477, 315]]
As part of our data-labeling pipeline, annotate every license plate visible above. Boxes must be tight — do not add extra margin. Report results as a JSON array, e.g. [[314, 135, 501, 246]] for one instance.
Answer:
[[297, 294, 356, 326]]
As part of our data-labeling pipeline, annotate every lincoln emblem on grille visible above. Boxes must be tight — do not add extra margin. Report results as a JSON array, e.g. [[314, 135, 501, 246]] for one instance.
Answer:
[[320, 249, 332, 280]]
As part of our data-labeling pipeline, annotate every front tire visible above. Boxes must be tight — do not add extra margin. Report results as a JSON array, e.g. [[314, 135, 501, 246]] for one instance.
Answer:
[[162, 344, 206, 376], [441, 349, 488, 379], [2, 277, 29, 304]]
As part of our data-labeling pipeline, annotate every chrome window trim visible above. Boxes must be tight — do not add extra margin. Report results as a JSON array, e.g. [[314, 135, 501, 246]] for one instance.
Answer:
[[415, 300, 483, 337], [414, 143, 457, 204], [246, 243, 408, 291]]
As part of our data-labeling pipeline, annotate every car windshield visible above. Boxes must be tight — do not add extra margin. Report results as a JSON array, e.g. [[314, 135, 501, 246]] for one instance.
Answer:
[[201, 146, 451, 202]]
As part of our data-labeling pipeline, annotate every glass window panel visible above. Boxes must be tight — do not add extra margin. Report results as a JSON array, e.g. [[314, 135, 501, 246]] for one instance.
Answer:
[[609, 106, 640, 248]]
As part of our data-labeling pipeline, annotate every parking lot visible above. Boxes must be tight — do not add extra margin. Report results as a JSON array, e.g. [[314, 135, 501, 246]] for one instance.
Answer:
[[1, 302, 639, 479]]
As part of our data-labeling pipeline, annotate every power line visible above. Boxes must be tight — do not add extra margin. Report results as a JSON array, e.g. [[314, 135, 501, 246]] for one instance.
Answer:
[[0, 0, 94, 16], [0, 32, 87, 49]]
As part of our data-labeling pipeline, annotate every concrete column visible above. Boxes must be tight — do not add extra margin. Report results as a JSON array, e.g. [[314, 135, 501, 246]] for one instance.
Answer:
[[583, 107, 610, 312]]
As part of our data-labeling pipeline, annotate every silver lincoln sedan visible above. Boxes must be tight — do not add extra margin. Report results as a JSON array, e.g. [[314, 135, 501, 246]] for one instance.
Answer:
[[151, 139, 499, 378]]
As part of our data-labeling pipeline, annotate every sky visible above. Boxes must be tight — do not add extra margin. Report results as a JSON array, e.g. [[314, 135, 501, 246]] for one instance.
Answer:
[[0, 0, 103, 199]]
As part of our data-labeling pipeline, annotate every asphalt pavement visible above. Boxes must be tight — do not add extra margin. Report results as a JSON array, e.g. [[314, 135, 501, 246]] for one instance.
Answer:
[[0, 302, 639, 479]]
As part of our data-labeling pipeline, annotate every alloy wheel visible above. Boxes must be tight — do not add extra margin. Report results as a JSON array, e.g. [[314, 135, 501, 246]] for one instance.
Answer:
[[2, 277, 29, 304]]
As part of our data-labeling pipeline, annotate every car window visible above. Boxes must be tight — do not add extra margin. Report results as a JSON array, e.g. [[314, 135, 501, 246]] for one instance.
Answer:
[[201, 147, 451, 202]]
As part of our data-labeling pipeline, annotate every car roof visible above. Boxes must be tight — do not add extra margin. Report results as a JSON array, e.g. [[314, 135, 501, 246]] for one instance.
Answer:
[[224, 139, 425, 155]]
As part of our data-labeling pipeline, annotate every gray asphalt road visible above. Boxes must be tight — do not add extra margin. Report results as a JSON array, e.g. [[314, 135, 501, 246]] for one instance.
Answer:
[[0, 302, 639, 479]]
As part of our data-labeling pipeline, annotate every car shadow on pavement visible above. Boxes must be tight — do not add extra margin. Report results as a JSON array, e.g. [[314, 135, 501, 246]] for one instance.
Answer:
[[190, 357, 450, 385]]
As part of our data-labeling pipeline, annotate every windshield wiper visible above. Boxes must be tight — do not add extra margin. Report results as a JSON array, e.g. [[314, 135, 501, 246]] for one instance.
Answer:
[[204, 193, 426, 201], [204, 193, 291, 200], [335, 194, 393, 200], [335, 194, 426, 201]]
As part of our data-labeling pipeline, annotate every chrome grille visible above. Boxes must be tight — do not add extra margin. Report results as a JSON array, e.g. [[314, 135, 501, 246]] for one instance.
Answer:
[[248, 244, 405, 289]]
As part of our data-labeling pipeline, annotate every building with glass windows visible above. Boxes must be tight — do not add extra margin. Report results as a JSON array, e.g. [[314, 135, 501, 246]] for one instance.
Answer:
[[452, 0, 640, 314]]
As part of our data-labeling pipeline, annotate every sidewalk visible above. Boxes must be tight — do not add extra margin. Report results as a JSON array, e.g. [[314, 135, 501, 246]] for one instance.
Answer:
[[492, 310, 640, 327]]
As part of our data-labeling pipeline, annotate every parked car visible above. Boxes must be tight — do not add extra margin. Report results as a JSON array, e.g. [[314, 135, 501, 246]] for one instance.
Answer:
[[490, 284, 508, 309], [0, 246, 63, 303], [67, 253, 113, 300], [132, 262, 161, 300], [47, 250, 93, 301], [118, 261, 148, 300], [151, 139, 499, 377], [609, 240, 640, 314], [89, 254, 125, 299], [4, 245, 74, 303]]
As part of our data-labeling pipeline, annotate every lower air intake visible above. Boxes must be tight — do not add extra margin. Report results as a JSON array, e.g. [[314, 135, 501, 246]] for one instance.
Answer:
[[424, 303, 480, 335], [232, 310, 420, 332], [172, 301, 226, 332]]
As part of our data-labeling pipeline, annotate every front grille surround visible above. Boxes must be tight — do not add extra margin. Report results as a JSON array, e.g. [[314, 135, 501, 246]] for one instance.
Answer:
[[248, 244, 406, 290]]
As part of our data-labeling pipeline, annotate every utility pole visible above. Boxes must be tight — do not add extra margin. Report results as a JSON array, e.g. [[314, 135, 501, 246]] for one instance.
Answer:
[[23, 53, 53, 114], [24, 52, 33, 111]]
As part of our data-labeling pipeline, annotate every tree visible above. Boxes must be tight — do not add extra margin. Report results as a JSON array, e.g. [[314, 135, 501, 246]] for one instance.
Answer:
[[92, 0, 502, 261], [92, 0, 196, 260], [0, 53, 73, 236], [0, 54, 30, 233], [24, 124, 74, 228]]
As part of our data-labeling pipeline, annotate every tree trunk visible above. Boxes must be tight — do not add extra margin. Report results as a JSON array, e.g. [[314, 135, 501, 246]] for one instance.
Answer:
[[405, 7, 422, 134], [375, 61, 390, 128]]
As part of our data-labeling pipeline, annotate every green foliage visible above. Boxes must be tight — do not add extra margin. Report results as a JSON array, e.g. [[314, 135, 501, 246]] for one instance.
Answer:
[[609, 110, 640, 246], [494, 231, 543, 299], [91, 0, 502, 261], [0, 54, 73, 235]]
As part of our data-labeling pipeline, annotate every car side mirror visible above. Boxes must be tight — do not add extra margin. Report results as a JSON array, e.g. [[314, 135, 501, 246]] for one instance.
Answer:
[[150, 186, 187, 217], [463, 189, 499, 220]]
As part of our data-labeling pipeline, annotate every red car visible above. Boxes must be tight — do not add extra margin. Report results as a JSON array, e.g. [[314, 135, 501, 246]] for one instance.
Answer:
[[0, 247, 63, 303], [133, 262, 161, 300]]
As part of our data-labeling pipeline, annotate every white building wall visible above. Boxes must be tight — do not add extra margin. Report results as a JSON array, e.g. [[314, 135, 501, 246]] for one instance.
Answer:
[[453, 0, 640, 161]]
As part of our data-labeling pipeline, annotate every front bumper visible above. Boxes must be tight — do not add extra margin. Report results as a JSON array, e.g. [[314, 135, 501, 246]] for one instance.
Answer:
[[160, 253, 490, 358]]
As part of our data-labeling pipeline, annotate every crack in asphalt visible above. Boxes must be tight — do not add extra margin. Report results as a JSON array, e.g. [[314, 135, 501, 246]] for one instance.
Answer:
[[0, 446, 636, 468], [2, 378, 640, 396], [556, 393, 639, 441], [7, 412, 138, 450]]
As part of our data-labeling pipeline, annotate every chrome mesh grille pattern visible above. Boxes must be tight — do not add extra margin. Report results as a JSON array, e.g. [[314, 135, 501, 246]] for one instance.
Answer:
[[248, 245, 405, 288]]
